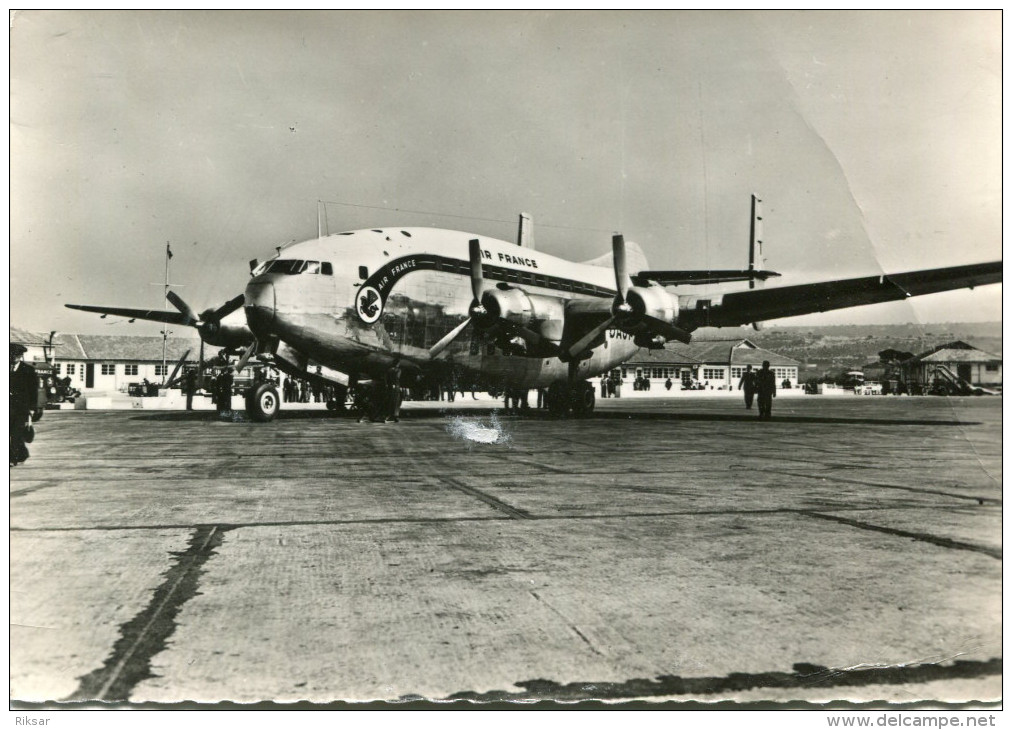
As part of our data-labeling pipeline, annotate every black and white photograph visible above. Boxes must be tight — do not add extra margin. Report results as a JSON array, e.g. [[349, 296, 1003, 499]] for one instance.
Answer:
[[9, 10, 1001, 712]]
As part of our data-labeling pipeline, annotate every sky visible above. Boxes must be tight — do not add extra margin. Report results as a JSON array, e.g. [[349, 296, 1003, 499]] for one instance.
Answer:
[[10, 10, 1002, 336]]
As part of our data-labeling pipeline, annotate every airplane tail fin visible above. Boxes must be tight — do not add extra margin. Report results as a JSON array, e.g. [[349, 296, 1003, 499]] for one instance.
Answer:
[[517, 212, 534, 249], [748, 194, 765, 291], [748, 194, 765, 331]]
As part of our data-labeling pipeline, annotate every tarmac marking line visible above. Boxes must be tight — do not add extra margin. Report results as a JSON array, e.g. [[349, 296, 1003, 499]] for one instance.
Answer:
[[12, 503, 989, 534], [799, 511, 1001, 561], [761, 468, 1000, 505], [436, 476, 534, 520], [9, 481, 64, 498], [529, 590, 604, 657], [64, 524, 227, 702]]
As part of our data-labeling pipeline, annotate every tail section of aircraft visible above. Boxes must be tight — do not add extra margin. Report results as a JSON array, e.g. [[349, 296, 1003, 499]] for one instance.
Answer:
[[517, 212, 534, 250], [580, 238, 649, 273]]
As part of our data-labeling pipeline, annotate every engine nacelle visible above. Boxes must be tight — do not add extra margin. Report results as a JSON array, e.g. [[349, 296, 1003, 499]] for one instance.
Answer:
[[201, 322, 255, 349], [623, 285, 680, 328], [482, 288, 566, 341]]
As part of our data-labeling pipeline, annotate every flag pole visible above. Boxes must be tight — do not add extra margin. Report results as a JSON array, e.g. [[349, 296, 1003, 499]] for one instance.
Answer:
[[162, 242, 171, 383]]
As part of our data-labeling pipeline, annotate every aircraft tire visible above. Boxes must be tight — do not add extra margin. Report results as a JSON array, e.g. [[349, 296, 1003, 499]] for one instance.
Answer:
[[246, 383, 280, 423], [546, 383, 569, 417], [570, 383, 595, 417]]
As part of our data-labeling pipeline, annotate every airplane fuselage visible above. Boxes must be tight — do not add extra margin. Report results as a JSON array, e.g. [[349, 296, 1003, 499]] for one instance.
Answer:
[[243, 227, 639, 389]]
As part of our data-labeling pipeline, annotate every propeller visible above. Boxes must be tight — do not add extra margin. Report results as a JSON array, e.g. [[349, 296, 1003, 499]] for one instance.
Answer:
[[197, 339, 205, 390], [163, 348, 191, 387], [428, 239, 492, 358], [166, 291, 245, 343], [429, 239, 562, 359], [234, 339, 258, 373], [565, 234, 691, 359], [565, 234, 630, 359]]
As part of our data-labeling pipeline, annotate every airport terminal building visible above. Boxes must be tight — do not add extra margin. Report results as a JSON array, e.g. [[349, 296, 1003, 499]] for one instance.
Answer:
[[612, 338, 800, 391]]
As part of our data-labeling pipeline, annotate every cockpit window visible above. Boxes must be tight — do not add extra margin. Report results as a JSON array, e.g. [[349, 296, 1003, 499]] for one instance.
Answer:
[[264, 259, 304, 275], [262, 259, 332, 275]]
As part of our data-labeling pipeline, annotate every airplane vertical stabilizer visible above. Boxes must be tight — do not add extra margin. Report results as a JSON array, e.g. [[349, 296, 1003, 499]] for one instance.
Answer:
[[517, 212, 534, 249]]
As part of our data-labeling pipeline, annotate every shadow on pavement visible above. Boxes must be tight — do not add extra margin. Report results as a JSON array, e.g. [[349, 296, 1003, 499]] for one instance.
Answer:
[[130, 407, 976, 427]]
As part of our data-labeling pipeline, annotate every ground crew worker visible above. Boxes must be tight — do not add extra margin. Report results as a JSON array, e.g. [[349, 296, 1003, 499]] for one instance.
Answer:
[[738, 364, 757, 410], [10, 343, 38, 466], [185, 368, 196, 411], [756, 360, 777, 420], [384, 362, 402, 423], [216, 369, 234, 417]]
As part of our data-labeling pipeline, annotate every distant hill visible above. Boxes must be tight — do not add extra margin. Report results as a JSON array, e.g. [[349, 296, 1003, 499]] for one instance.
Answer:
[[694, 322, 1001, 378]]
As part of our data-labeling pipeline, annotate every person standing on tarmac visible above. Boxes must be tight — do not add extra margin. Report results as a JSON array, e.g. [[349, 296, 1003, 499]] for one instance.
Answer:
[[738, 364, 757, 410], [384, 361, 402, 423], [756, 360, 777, 420], [10, 343, 38, 466], [184, 368, 196, 411], [216, 368, 234, 417]]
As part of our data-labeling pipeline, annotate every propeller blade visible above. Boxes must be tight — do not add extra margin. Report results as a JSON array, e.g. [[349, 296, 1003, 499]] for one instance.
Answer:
[[210, 294, 245, 322], [166, 291, 200, 325], [196, 339, 205, 391], [428, 318, 472, 359], [613, 234, 631, 302], [234, 340, 257, 373], [165, 348, 191, 387], [641, 315, 693, 344], [469, 239, 485, 302], [566, 316, 616, 359]]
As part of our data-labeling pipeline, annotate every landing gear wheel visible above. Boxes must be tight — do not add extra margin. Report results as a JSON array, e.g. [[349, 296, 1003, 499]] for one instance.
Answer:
[[547, 382, 570, 417], [246, 383, 280, 422], [570, 384, 596, 417]]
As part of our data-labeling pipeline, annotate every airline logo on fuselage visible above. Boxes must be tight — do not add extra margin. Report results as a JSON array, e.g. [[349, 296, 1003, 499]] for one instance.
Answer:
[[357, 286, 383, 323]]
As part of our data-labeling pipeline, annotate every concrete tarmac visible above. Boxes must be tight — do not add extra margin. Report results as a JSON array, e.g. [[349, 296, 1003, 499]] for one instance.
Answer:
[[9, 396, 1002, 705]]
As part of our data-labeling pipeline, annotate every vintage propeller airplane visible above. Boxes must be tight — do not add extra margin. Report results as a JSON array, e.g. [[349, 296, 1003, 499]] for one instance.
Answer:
[[67, 201, 1001, 421]]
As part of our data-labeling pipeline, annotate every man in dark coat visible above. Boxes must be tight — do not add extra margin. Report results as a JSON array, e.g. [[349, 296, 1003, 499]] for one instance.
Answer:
[[738, 364, 757, 410], [384, 361, 402, 423], [10, 343, 38, 465], [756, 360, 777, 420], [216, 369, 234, 416]]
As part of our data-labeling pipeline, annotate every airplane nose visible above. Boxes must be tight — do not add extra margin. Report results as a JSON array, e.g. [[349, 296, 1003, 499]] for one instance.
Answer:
[[244, 281, 275, 334]]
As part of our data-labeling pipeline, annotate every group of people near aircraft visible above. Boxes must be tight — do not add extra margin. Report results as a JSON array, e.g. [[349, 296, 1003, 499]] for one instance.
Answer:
[[353, 362, 403, 423], [737, 361, 778, 419]]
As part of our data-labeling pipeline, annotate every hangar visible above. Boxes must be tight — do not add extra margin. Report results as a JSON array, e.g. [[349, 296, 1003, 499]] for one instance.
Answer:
[[903, 341, 1002, 389]]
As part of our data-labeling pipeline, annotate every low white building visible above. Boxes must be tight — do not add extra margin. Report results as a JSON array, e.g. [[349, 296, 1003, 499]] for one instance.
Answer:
[[613, 339, 800, 391], [10, 328, 214, 393]]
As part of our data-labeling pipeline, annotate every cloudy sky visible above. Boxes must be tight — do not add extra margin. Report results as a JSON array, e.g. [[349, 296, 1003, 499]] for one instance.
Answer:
[[10, 10, 1001, 336]]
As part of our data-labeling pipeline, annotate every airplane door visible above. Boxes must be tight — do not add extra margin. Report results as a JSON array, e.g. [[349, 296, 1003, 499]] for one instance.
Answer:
[[85, 363, 94, 388]]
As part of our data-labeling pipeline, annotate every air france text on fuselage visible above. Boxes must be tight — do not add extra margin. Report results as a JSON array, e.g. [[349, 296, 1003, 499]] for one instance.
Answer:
[[481, 249, 539, 269]]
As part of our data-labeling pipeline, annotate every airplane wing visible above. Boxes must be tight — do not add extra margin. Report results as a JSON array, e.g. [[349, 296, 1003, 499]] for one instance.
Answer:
[[689, 261, 1002, 328], [633, 269, 780, 287], [64, 303, 191, 325]]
